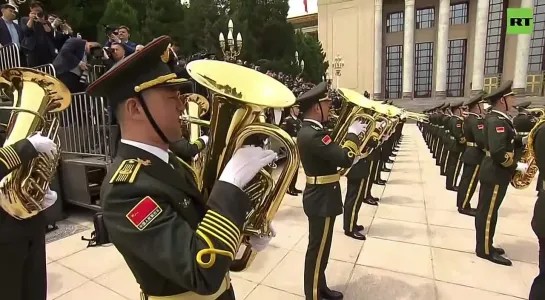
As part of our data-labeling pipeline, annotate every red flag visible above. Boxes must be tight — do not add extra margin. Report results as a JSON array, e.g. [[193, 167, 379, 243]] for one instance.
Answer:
[[303, 0, 308, 13]]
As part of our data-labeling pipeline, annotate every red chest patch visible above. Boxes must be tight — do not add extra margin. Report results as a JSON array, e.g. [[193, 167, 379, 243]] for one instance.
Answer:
[[126, 196, 163, 231], [496, 126, 505, 133], [322, 135, 332, 145], [478, 124, 484, 130]]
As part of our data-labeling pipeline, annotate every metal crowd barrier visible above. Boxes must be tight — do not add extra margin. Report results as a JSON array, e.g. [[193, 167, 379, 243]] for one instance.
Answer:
[[33, 63, 56, 77], [0, 43, 21, 71], [56, 92, 112, 160], [88, 65, 106, 84]]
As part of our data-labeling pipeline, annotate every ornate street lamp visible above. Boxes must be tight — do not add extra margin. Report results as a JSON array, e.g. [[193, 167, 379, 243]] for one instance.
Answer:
[[332, 54, 344, 88], [219, 19, 243, 62]]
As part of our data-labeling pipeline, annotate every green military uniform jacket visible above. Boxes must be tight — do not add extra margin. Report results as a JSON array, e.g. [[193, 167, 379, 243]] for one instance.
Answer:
[[531, 120, 545, 236], [448, 115, 466, 153], [280, 115, 302, 137], [479, 110, 523, 185], [101, 143, 248, 297], [169, 137, 206, 162], [298, 120, 361, 217], [462, 113, 486, 165]]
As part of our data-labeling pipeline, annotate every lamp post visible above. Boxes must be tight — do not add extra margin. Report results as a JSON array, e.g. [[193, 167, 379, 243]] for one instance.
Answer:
[[219, 19, 242, 62], [332, 54, 344, 89]]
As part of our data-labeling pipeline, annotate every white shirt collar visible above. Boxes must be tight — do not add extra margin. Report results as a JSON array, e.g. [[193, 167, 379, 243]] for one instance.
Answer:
[[121, 139, 169, 164], [491, 109, 511, 120], [303, 118, 323, 129]]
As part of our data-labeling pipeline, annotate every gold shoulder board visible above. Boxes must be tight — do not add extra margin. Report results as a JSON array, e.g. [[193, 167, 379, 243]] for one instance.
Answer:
[[109, 158, 151, 184]]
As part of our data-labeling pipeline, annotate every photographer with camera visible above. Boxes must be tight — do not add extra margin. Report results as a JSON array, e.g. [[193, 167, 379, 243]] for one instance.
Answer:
[[47, 14, 73, 53], [20, 1, 56, 67], [104, 25, 136, 55]]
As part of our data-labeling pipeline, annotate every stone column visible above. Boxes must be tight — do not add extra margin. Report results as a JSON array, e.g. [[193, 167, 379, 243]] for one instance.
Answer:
[[434, 0, 450, 99], [471, 0, 490, 94], [513, 0, 534, 94], [402, 0, 415, 99], [373, 0, 383, 100]]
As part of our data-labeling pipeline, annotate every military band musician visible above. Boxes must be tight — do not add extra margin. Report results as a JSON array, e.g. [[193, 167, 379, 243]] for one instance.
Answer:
[[86, 36, 277, 300], [0, 134, 58, 300], [296, 82, 366, 300], [280, 104, 303, 196], [475, 80, 528, 266]]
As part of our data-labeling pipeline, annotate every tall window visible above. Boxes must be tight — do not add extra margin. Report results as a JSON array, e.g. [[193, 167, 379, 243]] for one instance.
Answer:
[[446, 39, 467, 97], [484, 0, 506, 75], [387, 12, 404, 33], [450, 2, 469, 25], [416, 8, 435, 29], [528, 0, 545, 72], [414, 42, 434, 98], [386, 45, 403, 99]]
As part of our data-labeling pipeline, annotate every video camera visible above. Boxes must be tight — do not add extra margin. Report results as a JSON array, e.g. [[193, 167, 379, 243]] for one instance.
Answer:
[[103, 24, 118, 37]]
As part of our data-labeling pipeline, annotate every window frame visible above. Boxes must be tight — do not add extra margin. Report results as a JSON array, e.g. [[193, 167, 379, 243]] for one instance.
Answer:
[[385, 45, 403, 99], [528, 0, 545, 73], [449, 2, 469, 25], [386, 11, 404, 33], [484, 0, 507, 75], [416, 7, 435, 29], [414, 42, 434, 98], [446, 39, 467, 97]]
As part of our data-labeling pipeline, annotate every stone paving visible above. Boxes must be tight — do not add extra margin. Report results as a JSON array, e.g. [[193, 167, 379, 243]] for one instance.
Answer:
[[45, 124, 539, 300]]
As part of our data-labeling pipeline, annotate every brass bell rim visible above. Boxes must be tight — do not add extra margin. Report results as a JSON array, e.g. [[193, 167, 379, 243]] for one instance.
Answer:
[[186, 60, 296, 108], [1, 67, 72, 113]]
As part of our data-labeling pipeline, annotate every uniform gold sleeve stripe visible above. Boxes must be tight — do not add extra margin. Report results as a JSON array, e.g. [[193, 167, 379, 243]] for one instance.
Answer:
[[195, 229, 234, 269], [342, 140, 359, 156], [203, 213, 240, 243], [0, 146, 20, 169], [207, 210, 241, 236], [199, 219, 238, 248], [191, 140, 204, 150], [197, 226, 237, 255], [501, 152, 514, 167]]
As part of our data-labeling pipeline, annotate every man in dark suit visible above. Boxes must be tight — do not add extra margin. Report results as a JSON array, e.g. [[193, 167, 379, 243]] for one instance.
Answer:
[[0, 3, 22, 47], [20, 1, 56, 67], [52, 37, 89, 93]]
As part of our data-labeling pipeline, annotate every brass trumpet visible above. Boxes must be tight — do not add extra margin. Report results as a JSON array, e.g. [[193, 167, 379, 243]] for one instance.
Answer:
[[185, 60, 300, 272]]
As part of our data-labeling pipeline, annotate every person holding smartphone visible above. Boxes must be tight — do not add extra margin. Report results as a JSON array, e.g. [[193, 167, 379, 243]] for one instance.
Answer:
[[20, 1, 56, 67]]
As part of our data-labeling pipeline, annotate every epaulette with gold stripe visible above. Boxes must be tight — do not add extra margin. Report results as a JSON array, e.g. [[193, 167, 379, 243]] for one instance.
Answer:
[[109, 158, 151, 184], [195, 210, 241, 268], [0, 145, 21, 169]]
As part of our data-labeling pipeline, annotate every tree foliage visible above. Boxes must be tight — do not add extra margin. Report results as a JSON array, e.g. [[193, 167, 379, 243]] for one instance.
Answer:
[[35, 0, 328, 80]]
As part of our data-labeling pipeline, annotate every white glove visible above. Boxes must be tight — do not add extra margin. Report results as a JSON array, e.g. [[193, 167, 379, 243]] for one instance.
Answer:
[[27, 133, 57, 160], [199, 135, 209, 146], [43, 188, 57, 210], [516, 162, 529, 173], [348, 121, 367, 135], [522, 136, 529, 145], [249, 224, 276, 252], [219, 146, 277, 189]]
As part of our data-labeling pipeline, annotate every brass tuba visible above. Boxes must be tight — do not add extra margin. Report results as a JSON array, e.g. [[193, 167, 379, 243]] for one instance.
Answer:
[[511, 116, 544, 189], [185, 60, 299, 271], [0, 68, 71, 219]]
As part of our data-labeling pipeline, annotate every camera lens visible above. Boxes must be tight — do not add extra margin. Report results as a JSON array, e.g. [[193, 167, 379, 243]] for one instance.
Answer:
[[37, 12, 43, 18]]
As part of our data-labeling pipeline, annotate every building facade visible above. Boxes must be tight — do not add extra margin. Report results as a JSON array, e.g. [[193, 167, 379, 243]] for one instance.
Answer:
[[317, 0, 545, 105]]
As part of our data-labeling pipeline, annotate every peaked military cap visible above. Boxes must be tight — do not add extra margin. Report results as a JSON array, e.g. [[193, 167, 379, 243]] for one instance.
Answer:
[[484, 80, 515, 104], [441, 103, 451, 111], [465, 91, 486, 107], [515, 100, 532, 111], [1, 3, 16, 10], [450, 101, 465, 110], [86, 35, 187, 105], [296, 81, 328, 112]]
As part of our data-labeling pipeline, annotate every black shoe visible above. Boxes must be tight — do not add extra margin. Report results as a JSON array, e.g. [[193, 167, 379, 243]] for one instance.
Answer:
[[287, 190, 298, 196], [391, 153, 397, 157], [458, 207, 476, 216], [382, 168, 392, 172], [386, 159, 394, 164], [476, 252, 512, 266], [356, 225, 365, 232], [320, 288, 344, 300], [294, 188, 302, 194], [344, 230, 366, 241], [375, 180, 386, 185], [493, 246, 506, 256], [363, 198, 378, 206], [447, 187, 458, 192]]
